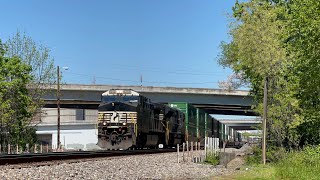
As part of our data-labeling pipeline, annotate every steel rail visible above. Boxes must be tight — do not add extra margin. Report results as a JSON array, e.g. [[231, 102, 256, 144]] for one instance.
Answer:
[[0, 149, 176, 165]]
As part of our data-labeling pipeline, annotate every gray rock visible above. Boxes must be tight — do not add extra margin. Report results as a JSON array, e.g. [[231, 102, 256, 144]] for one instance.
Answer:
[[0, 151, 234, 179]]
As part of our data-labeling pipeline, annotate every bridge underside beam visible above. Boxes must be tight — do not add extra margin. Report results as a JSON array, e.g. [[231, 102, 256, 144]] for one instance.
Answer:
[[228, 126, 258, 130], [193, 104, 257, 116], [44, 100, 99, 109]]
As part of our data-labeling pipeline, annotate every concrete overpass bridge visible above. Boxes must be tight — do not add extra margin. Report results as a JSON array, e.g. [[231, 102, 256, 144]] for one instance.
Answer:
[[40, 84, 260, 132], [43, 84, 256, 116], [33, 84, 261, 148]]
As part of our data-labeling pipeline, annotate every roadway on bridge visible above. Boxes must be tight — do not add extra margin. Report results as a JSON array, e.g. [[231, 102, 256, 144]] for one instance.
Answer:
[[43, 84, 256, 116]]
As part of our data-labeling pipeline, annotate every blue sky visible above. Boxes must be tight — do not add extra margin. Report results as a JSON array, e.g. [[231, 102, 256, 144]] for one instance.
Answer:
[[1, 0, 237, 88]]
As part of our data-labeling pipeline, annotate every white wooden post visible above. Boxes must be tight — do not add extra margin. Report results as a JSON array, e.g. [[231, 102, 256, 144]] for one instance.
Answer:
[[8, 144, 10, 154], [16, 144, 19, 154], [204, 137, 207, 158], [186, 141, 189, 160], [177, 144, 180, 163], [215, 138, 218, 155], [191, 141, 193, 162], [211, 138, 214, 154], [40, 144, 43, 153], [182, 143, 185, 162], [198, 142, 201, 162], [26, 143, 29, 153], [208, 137, 211, 155], [212, 138, 215, 154], [46, 144, 49, 153], [195, 142, 198, 163]]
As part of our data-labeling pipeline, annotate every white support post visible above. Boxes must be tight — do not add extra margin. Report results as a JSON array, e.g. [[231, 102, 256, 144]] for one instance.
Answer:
[[16, 144, 19, 154], [8, 144, 10, 154]]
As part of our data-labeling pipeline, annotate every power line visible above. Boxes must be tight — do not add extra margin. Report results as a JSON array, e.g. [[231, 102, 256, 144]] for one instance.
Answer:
[[66, 72, 220, 85], [59, 60, 230, 76], [108, 63, 229, 76]]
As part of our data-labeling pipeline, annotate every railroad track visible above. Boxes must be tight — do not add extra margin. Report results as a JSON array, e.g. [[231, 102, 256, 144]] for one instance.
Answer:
[[0, 149, 176, 166]]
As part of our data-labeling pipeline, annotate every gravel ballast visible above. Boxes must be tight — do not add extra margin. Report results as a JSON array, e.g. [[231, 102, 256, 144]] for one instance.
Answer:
[[0, 152, 235, 179]]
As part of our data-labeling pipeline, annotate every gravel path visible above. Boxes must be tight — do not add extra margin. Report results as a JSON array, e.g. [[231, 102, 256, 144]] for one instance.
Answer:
[[0, 152, 235, 180]]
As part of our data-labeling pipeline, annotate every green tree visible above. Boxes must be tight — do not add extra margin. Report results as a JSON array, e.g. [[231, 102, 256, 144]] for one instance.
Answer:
[[0, 40, 36, 148], [219, 0, 301, 148], [5, 31, 56, 123], [286, 0, 320, 146]]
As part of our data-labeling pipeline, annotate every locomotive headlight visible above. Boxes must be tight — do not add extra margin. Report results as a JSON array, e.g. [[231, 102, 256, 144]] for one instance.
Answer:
[[122, 122, 126, 126], [103, 122, 107, 126]]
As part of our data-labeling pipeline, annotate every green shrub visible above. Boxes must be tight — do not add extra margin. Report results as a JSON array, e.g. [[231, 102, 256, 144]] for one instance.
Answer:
[[204, 152, 219, 165], [266, 146, 287, 163], [245, 146, 287, 165], [246, 146, 262, 165]]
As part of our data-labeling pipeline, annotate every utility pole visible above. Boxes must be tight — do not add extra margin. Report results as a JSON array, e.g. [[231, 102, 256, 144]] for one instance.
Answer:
[[262, 76, 268, 165], [140, 74, 142, 86], [57, 66, 61, 150]]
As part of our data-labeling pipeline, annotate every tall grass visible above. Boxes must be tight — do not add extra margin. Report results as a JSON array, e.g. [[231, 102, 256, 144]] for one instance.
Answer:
[[236, 146, 320, 180], [275, 146, 320, 179]]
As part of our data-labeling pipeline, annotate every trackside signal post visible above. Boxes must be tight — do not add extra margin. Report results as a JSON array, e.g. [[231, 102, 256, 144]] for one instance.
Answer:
[[57, 66, 61, 150], [56, 66, 68, 150]]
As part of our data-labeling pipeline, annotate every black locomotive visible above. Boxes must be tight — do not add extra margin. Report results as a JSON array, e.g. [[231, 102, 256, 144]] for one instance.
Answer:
[[97, 89, 185, 149]]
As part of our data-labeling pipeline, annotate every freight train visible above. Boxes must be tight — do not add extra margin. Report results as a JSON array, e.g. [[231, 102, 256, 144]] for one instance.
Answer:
[[97, 89, 240, 149]]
